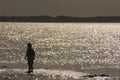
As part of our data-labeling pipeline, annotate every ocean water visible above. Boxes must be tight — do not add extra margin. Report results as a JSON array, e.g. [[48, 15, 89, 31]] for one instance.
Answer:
[[0, 22, 120, 78]]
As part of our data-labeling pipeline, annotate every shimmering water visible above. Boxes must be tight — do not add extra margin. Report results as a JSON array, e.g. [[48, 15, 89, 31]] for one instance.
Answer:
[[0, 22, 120, 77]]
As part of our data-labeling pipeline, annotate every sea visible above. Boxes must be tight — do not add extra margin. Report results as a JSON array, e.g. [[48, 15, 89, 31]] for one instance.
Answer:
[[0, 22, 120, 80]]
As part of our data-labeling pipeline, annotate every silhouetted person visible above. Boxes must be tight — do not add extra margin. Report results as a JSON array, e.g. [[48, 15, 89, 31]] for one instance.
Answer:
[[25, 43, 35, 73]]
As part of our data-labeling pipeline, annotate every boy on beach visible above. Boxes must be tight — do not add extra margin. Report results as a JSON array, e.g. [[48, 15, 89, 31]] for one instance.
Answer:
[[25, 43, 35, 73]]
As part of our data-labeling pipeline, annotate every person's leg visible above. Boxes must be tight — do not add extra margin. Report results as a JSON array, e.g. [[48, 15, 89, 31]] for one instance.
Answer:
[[28, 61, 31, 73], [30, 64, 33, 72], [30, 60, 33, 72], [29, 64, 31, 72]]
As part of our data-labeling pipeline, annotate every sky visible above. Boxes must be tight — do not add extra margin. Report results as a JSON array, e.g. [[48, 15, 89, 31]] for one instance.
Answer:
[[0, 0, 120, 17]]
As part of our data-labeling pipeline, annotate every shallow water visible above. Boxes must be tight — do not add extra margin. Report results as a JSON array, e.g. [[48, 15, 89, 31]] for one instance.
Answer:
[[0, 22, 120, 78]]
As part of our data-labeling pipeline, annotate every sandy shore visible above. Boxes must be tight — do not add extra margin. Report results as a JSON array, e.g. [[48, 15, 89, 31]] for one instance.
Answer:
[[0, 68, 116, 80], [0, 69, 88, 79]]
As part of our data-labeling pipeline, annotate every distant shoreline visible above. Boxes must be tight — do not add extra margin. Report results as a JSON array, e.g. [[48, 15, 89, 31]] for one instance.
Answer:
[[0, 16, 120, 23]]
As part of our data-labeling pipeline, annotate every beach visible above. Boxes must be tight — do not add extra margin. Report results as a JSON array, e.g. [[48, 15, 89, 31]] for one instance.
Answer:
[[0, 68, 115, 80]]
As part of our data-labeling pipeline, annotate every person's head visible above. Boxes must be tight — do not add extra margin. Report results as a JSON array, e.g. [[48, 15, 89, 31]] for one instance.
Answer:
[[27, 43, 32, 48]]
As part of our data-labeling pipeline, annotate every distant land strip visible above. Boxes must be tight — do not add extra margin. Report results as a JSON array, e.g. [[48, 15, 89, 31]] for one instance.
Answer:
[[0, 16, 120, 22]]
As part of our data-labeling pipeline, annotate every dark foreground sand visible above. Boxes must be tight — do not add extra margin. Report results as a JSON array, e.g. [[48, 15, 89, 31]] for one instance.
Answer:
[[0, 68, 118, 80]]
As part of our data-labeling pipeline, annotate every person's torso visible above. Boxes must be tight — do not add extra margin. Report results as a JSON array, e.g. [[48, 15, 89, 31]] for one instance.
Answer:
[[27, 48, 35, 60]]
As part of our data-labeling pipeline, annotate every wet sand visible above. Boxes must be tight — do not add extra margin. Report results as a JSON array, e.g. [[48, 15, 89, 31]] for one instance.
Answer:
[[0, 68, 117, 80], [0, 64, 119, 80], [0, 69, 88, 79]]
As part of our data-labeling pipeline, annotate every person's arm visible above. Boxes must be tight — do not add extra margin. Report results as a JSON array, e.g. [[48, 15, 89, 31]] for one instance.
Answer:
[[32, 49, 35, 60], [33, 52, 35, 60]]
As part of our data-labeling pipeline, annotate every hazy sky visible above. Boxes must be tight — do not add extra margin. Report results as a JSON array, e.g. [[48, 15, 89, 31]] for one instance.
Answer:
[[0, 0, 120, 17]]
